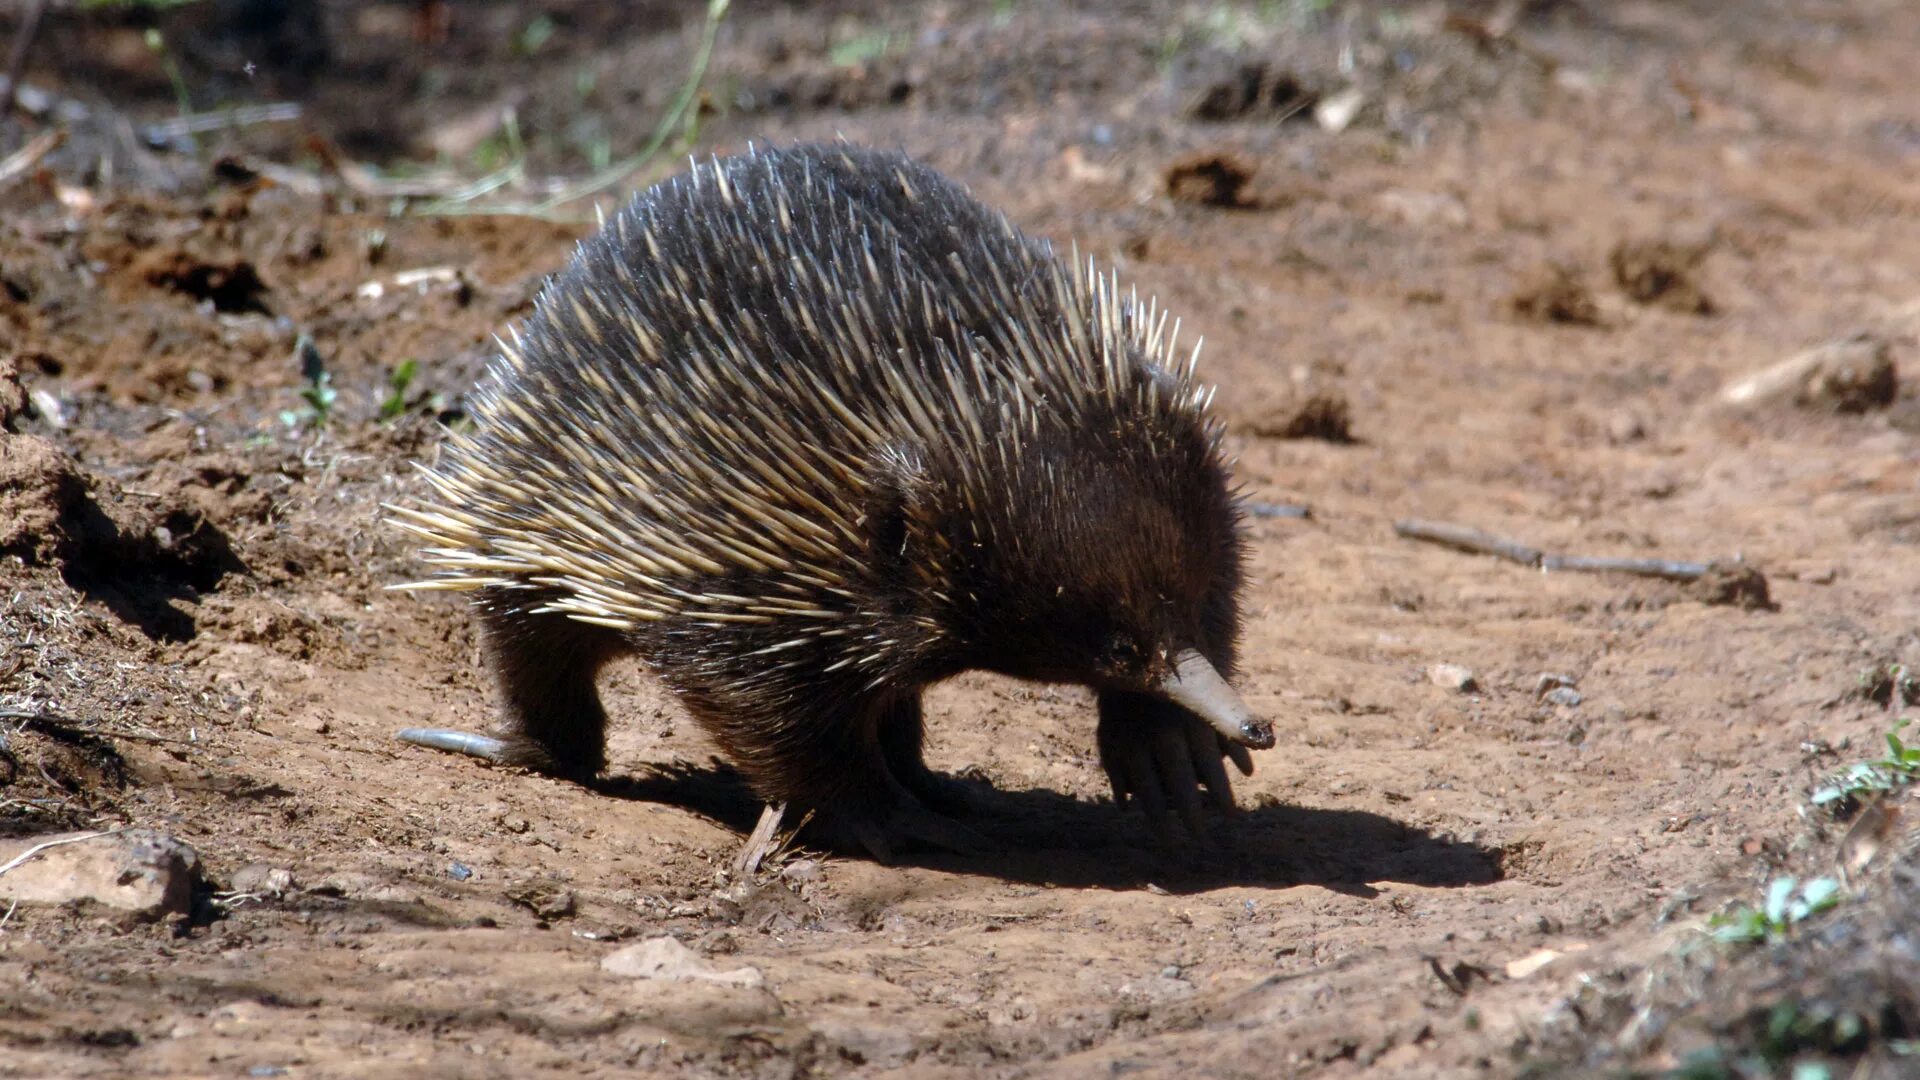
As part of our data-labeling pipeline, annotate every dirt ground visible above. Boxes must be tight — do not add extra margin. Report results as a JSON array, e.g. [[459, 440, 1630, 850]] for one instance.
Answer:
[[2, 1, 1918, 1077]]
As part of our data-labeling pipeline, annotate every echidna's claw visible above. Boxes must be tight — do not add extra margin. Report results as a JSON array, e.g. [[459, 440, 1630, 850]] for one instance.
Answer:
[[1098, 691, 1252, 841]]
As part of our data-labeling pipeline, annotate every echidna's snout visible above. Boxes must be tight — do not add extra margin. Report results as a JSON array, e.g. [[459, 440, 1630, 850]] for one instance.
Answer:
[[1159, 650, 1273, 749]]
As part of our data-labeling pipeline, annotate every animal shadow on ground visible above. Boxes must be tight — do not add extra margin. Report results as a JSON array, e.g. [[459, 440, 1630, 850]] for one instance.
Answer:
[[593, 762, 1504, 896]]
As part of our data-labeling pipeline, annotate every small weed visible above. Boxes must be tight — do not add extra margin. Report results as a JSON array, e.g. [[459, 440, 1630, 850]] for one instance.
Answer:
[[1856, 662, 1919, 708], [1707, 876, 1842, 946], [829, 29, 893, 68], [513, 14, 556, 57], [379, 360, 419, 422], [279, 335, 336, 432], [1811, 718, 1920, 809], [142, 27, 196, 146]]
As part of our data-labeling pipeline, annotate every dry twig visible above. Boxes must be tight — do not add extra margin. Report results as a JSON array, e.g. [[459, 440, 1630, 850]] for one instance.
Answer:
[[1393, 519, 1710, 582], [0, 126, 61, 189], [735, 802, 787, 878]]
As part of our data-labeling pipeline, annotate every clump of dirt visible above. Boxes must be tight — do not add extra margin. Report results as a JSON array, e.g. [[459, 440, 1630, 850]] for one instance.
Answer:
[[1686, 561, 1775, 611], [0, 432, 242, 640], [0, 354, 26, 429], [1510, 262, 1603, 327], [1165, 151, 1258, 209], [1611, 237, 1715, 314], [1187, 60, 1316, 122], [1802, 339, 1899, 414], [1234, 388, 1355, 443], [0, 434, 85, 561], [133, 249, 273, 315]]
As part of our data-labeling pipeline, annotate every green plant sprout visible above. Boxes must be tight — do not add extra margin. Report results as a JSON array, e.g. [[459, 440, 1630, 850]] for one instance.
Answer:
[[514, 14, 556, 57], [379, 360, 420, 421], [1707, 876, 1843, 946], [829, 29, 893, 67], [1811, 717, 1920, 808], [280, 334, 335, 431]]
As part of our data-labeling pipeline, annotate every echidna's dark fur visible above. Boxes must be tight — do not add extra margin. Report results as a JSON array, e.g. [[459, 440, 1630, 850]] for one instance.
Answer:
[[391, 144, 1257, 848]]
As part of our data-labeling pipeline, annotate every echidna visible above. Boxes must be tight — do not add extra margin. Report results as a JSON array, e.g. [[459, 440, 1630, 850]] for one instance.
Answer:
[[390, 144, 1271, 858]]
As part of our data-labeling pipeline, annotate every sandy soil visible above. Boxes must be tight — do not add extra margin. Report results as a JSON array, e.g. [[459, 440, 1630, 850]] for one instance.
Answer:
[[2, 2, 1918, 1077]]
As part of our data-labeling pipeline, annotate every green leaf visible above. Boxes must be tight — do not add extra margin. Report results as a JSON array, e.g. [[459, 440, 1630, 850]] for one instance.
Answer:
[[1764, 876, 1797, 926], [1795, 877, 1841, 920]]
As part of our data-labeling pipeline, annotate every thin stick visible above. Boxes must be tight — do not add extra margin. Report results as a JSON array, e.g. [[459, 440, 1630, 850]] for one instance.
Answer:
[[0, 709, 193, 746], [1393, 519, 1543, 567], [735, 801, 786, 878], [0, 828, 128, 880], [1, 0, 49, 118], [142, 101, 301, 141], [0, 126, 60, 189], [1245, 502, 1311, 520], [1394, 519, 1712, 582], [1543, 554, 1710, 582], [0, 898, 16, 933]]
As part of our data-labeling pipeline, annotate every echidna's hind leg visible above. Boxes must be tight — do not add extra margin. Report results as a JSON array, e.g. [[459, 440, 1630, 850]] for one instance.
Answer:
[[712, 694, 989, 863], [876, 696, 976, 818], [399, 587, 626, 779], [474, 587, 626, 778]]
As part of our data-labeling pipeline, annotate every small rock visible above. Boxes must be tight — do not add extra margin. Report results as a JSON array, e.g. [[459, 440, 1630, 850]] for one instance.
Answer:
[[0, 829, 200, 918], [810, 1017, 917, 1068], [1426, 663, 1478, 693], [506, 883, 575, 919], [601, 936, 764, 988], [1313, 86, 1366, 133], [228, 863, 295, 899], [27, 387, 66, 430], [1719, 335, 1897, 414], [1543, 687, 1583, 708], [1606, 409, 1648, 444], [1377, 189, 1469, 230], [779, 858, 822, 883], [1533, 673, 1578, 699], [1778, 561, 1838, 585]]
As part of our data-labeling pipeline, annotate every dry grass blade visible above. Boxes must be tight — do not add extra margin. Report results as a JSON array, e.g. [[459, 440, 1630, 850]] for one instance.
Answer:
[[414, 0, 731, 218], [0, 127, 63, 189]]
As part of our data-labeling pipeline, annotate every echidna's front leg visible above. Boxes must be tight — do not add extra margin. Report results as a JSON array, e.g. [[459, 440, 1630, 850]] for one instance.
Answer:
[[1096, 689, 1254, 839], [875, 695, 976, 818]]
